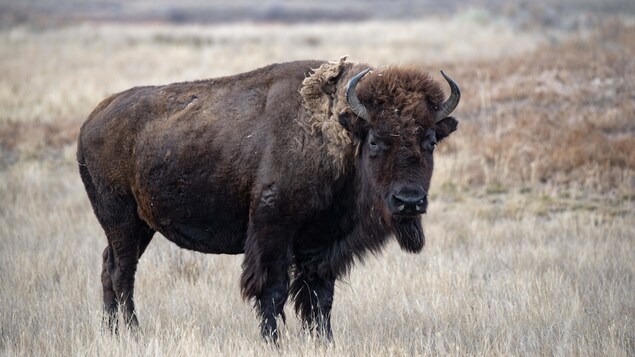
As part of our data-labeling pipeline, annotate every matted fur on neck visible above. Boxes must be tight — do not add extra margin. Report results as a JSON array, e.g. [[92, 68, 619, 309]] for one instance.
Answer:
[[298, 56, 370, 175]]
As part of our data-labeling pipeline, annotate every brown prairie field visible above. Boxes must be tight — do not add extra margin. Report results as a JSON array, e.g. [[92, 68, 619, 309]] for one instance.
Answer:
[[1, 4, 634, 356]]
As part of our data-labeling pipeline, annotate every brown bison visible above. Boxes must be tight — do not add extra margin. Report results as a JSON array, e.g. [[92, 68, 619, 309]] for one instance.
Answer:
[[77, 57, 460, 341]]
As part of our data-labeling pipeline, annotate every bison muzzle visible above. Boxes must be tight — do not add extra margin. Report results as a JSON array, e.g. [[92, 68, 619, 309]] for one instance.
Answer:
[[77, 57, 460, 342]]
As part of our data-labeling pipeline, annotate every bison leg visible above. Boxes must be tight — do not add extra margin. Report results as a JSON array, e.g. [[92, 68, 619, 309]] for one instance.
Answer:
[[101, 245, 118, 332], [257, 257, 290, 342], [241, 223, 291, 342], [79, 159, 155, 331], [290, 258, 335, 340], [240, 186, 293, 342], [108, 221, 154, 329], [89, 193, 154, 329], [101, 231, 153, 333]]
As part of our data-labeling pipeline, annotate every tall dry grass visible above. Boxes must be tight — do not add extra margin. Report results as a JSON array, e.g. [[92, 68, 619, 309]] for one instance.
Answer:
[[1, 8, 634, 356], [1, 160, 632, 355], [434, 20, 635, 195]]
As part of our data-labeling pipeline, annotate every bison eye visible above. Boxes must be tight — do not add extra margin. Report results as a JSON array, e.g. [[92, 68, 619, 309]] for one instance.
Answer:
[[368, 133, 385, 154], [421, 138, 437, 153], [368, 139, 383, 155]]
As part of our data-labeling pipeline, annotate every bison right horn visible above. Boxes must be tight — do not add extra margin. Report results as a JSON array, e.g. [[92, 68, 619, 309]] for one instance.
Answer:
[[435, 70, 461, 123], [345, 68, 371, 122]]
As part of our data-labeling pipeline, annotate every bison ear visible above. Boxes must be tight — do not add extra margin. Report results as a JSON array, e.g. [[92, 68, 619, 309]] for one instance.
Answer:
[[338, 108, 368, 139], [433, 117, 458, 142]]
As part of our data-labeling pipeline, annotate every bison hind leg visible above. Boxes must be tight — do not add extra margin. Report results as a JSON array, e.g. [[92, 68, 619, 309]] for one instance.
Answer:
[[79, 163, 154, 332], [98, 209, 154, 332], [101, 245, 119, 333], [100, 229, 153, 334]]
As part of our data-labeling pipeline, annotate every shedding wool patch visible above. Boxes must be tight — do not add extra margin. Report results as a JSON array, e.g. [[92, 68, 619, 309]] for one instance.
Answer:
[[299, 56, 367, 174]]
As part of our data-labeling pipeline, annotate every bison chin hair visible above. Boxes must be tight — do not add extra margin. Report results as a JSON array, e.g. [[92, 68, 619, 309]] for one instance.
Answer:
[[393, 218, 425, 253]]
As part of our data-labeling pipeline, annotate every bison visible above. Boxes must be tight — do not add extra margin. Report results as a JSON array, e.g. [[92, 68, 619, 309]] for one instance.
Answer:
[[77, 57, 460, 342]]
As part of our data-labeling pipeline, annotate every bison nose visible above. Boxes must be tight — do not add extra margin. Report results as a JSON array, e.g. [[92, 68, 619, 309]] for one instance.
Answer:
[[392, 186, 428, 215]]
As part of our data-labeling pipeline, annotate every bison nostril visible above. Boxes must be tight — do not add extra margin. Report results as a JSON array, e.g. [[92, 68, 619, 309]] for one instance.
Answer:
[[392, 186, 427, 215], [393, 191, 426, 204]]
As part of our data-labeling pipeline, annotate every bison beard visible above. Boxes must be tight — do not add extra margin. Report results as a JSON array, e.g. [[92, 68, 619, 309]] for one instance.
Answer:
[[394, 218, 425, 253]]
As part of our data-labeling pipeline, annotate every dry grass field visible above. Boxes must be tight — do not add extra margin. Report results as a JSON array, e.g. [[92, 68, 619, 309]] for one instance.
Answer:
[[1, 3, 634, 356]]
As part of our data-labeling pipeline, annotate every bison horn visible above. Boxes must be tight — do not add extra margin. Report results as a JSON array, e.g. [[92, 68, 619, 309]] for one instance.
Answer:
[[346, 68, 371, 121], [435, 70, 461, 123]]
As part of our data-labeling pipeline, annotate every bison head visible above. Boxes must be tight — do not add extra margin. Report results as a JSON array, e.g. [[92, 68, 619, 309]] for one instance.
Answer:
[[339, 66, 460, 252]]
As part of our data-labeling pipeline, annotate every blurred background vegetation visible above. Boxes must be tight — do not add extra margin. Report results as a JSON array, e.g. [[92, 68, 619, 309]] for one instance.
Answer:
[[1, 0, 633, 199]]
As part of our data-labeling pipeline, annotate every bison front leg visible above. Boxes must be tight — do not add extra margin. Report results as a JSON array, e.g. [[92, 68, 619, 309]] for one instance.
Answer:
[[240, 186, 293, 342], [291, 256, 335, 341], [241, 224, 291, 342]]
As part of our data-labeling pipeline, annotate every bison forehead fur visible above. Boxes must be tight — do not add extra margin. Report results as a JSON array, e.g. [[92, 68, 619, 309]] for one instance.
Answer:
[[77, 57, 460, 342], [357, 65, 446, 125]]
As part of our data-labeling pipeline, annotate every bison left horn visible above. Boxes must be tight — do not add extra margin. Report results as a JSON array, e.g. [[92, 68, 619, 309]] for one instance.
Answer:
[[345, 68, 371, 121], [435, 70, 461, 123]]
